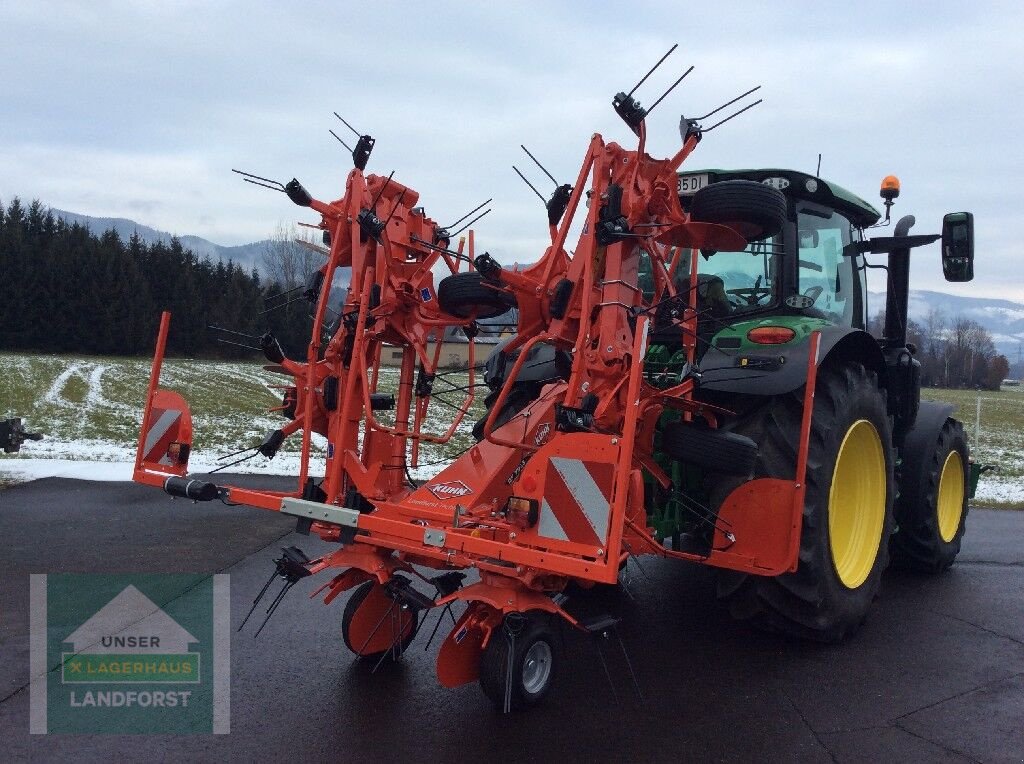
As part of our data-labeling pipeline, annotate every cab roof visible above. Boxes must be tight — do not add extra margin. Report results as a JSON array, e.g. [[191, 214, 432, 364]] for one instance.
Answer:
[[683, 168, 882, 227]]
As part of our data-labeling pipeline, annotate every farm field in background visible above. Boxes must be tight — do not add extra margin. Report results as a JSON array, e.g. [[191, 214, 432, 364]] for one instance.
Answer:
[[920, 385, 1024, 506], [0, 352, 485, 484], [1, 352, 1021, 507]]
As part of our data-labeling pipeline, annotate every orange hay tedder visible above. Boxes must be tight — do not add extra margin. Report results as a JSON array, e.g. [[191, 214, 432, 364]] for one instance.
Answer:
[[134, 46, 979, 710]]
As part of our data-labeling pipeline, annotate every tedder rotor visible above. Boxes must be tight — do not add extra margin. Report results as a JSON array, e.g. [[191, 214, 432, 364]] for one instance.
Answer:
[[133, 47, 981, 711]]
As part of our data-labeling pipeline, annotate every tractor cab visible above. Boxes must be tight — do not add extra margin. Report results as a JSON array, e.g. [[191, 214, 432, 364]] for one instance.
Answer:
[[652, 166, 976, 430], [675, 168, 882, 333]]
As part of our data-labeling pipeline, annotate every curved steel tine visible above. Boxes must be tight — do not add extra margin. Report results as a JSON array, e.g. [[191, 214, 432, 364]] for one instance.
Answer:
[[695, 85, 762, 121]]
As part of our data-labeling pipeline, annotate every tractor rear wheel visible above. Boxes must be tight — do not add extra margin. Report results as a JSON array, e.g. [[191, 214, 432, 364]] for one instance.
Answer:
[[714, 362, 895, 642], [890, 419, 969, 572]]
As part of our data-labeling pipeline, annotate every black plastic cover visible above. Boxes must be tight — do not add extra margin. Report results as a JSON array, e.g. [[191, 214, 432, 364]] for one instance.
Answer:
[[163, 476, 219, 501], [258, 429, 285, 458], [260, 333, 285, 364], [285, 179, 313, 207], [547, 184, 573, 226], [352, 134, 375, 171]]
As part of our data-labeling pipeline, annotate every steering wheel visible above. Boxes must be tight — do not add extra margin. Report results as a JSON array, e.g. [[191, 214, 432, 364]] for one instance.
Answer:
[[726, 287, 773, 307]]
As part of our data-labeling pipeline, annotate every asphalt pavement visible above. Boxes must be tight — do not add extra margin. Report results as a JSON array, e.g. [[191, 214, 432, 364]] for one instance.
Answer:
[[1, 476, 1022, 762]]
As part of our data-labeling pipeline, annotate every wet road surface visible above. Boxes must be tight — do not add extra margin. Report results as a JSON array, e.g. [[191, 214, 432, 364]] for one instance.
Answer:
[[1, 477, 1022, 762]]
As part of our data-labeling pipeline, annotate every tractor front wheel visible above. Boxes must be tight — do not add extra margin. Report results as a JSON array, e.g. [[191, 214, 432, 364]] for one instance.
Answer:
[[890, 419, 969, 572], [478, 612, 558, 711], [715, 362, 895, 642]]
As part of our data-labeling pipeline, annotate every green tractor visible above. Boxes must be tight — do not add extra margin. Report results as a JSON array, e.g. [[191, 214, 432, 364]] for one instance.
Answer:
[[645, 169, 977, 641], [475, 167, 976, 643]]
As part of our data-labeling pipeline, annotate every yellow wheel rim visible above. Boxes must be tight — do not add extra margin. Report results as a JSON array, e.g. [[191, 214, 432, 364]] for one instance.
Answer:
[[828, 419, 886, 589], [937, 450, 965, 543]]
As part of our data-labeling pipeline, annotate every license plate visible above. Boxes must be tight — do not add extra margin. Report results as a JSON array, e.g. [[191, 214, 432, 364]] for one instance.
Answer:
[[677, 173, 708, 195]]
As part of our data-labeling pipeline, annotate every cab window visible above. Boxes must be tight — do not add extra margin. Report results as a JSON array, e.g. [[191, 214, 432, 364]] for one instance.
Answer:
[[693, 235, 781, 315], [796, 203, 858, 325]]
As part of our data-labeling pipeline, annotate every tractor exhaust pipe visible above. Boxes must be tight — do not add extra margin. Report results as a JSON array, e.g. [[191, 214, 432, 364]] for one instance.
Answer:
[[884, 215, 916, 349]]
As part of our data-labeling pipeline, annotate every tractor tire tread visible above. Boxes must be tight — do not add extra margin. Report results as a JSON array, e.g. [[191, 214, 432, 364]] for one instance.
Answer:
[[890, 419, 969, 573], [713, 362, 894, 643], [478, 613, 558, 712]]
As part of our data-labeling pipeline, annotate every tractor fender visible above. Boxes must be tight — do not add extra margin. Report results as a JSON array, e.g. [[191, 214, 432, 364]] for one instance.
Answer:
[[896, 400, 958, 504], [698, 326, 887, 396]]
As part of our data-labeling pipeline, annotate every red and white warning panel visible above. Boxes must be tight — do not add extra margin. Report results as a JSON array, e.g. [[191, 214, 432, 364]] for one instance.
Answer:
[[537, 457, 615, 546], [137, 389, 193, 476], [517, 433, 620, 557]]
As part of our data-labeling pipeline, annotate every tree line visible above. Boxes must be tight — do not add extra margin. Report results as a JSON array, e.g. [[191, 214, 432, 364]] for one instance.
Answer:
[[867, 309, 1011, 390], [0, 199, 314, 359], [0, 197, 1013, 388]]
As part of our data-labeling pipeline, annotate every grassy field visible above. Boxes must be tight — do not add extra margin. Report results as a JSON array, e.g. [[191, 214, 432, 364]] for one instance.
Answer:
[[921, 386, 1024, 507], [0, 352, 485, 482], [1, 351, 1020, 507]]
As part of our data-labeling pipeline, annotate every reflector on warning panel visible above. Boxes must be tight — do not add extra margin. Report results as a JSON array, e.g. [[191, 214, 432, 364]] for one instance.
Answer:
[[138, 389, 193, 475]]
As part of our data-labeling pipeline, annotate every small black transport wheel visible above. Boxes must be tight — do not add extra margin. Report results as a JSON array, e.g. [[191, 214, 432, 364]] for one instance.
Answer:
[[890, 418, 970, 572], [479, 611, 558, 712], [341, 581, 418, 661], [660, 420, 758, 477], [689, 180, 787, 242], [437, 272, 516, 319]]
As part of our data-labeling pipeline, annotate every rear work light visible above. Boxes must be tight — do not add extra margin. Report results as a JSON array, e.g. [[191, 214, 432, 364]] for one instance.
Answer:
[[747, 326, 796, 344], [504, 496, 539, 529]]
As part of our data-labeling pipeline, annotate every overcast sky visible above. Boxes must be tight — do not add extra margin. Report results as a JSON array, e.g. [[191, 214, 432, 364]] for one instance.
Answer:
[[3, 1, 1021, 299]]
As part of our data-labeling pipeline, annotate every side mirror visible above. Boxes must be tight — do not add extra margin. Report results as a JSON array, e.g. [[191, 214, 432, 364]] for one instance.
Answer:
[[941, 212, 974, 282]]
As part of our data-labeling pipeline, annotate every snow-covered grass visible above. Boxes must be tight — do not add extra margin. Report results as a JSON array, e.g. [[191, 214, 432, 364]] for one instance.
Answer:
[[2, 351, 1019, 508], [0, 352, 485, 485], [921, 385, 1024, 509]]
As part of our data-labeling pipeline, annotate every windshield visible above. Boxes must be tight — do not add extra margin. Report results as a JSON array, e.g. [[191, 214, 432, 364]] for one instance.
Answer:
[[796, 203, 860, 325], [693, 235, 781, 314]]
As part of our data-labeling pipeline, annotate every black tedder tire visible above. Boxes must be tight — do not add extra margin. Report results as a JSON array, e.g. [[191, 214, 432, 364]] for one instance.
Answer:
[[890, 419, 970, 573], [661, 421, 758, 477], [714, 362, 895, 642], [437, 272, 516, 319], [341, 581, 418, 661], [689, 180, 787, 242], [479, 612, 558, 712]]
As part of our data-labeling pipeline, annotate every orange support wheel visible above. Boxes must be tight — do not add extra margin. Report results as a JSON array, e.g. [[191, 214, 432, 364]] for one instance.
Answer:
[[341, 581, 419, 661]]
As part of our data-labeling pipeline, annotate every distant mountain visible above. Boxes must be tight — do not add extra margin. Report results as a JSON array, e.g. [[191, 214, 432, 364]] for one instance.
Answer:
[[870, 289, 1024, 357], [51, 208, 268, 270]]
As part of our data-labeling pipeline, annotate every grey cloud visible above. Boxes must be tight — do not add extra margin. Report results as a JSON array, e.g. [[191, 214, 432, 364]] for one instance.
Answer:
[[1, 1, 1020, 298]]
